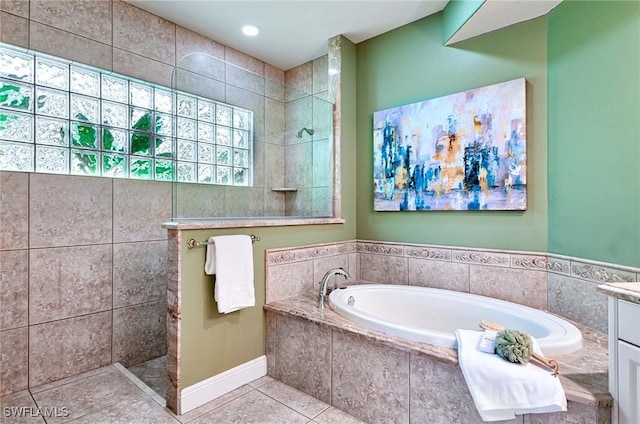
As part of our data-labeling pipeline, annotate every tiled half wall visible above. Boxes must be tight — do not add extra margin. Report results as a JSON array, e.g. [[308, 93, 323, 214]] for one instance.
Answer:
[[266, 240, 640, 335], [0, 172, 169, 396]]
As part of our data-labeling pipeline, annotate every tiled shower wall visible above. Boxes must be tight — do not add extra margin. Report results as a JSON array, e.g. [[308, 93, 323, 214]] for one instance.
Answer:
[[266, 240, 640, 334], [0, 0, 315, 397], [284, 58, 333, 217], [0, 0, 307, 218], [0, 172, 170, 395]]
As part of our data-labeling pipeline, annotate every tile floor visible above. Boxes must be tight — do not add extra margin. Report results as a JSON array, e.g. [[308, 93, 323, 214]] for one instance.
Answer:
[[0, 364, 365, 424], [126, 356, 167, 400]]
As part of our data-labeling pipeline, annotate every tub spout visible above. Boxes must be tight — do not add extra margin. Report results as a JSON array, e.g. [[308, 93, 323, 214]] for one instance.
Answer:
[[318, 267, 350, 309]]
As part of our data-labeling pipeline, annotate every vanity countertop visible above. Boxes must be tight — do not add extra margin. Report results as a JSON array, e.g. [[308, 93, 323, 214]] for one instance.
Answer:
[[597, 282, 640, 304]]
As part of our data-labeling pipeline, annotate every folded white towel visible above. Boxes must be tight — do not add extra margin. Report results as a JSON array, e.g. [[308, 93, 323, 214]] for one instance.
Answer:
[[208, 235, 255, 314], [204, 237, 216, 275], [455, 329, 567, 422]]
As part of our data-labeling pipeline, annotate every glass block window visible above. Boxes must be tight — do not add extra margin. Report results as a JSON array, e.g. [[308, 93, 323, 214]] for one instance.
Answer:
[[0, 43, 253, 185]]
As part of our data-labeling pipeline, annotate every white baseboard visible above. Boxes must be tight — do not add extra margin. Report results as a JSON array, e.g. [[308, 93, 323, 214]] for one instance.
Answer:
[[180, 356, 267, 414]]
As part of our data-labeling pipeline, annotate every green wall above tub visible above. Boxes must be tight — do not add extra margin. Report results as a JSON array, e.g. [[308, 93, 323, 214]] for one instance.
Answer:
[[355, 12, 548, 252], [547, 0, 640, 268]]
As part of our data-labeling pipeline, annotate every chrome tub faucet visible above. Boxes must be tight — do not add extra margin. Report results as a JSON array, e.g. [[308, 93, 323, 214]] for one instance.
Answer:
[[318, 267, 350, 309]]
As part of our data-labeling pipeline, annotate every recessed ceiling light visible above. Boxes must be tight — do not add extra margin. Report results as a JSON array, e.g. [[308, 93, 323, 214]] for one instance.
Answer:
[[242, 25, 260, 37]]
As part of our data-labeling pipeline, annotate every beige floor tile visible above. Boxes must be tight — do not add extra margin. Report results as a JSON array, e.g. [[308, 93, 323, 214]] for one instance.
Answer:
[[31, 368, 143, 423], [188, 390, 308, 424], [64, 395, 178, 424], [0, 392, 46, 423], [246, 375, 276, 388], [257, 379, 330, 418], [314, 406, 367, 424], [177, 385, 253, 423]]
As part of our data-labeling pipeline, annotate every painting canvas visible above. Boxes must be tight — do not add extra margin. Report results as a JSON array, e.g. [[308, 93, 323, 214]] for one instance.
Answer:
[[373, 78, 526, 211]]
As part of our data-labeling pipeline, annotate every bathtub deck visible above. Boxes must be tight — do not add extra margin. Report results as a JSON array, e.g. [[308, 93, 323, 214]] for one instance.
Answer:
[[265, 294, 611, 423]]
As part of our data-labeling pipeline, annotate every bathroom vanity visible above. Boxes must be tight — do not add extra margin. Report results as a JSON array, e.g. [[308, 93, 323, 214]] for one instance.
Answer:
[[598, 283, 640, 424]]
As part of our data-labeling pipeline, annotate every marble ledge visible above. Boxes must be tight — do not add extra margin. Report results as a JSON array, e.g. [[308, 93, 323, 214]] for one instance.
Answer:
[[597, 282, 640, 304], [162, 217, 345, 230], [264, 293, 611, 408]]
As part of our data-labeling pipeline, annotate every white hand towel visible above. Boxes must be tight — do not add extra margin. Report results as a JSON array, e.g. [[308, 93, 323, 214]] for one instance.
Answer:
[[204, 237, 216, 275], [455, 329, 566, 422], [211, 235, 255, 314]]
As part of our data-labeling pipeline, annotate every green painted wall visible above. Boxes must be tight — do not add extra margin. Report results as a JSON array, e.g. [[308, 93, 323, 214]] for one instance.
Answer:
[[442, 0, 486, 44], [355, 13, 548, 252], [180, 36, 358, 388], [548, 1, 640, 268]]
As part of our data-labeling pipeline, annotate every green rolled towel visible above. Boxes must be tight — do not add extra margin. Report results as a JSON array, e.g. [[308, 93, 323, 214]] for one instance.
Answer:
[[495, 329, 533, 365]]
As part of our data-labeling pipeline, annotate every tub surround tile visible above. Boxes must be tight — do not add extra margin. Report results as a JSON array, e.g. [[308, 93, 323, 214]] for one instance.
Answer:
[[510, 254, 569, 274], [275, 314, 331, 403], [285, 141, 312, 189], [265, 295, 458, 366], [174, 183, 225, 219], [266, 242, 355, 265], [0, 327, 28, 396], [1, 11, 29, 48], [113, 300, 167, 367], [1, 172, 28, 250], [0, 249, 28, 330], [265, 100, 285, 145], [113, 0, 175, 65], [225, 85, 266, 142], [0, 0, 29, 17], [31, 367, 141, 424], [332, 331, 410, 424], [29, 21, 113, 71], [410, 351, 520, 424], [29, 311, 112, 387], [113, 240, 167, 308], [188, 390, 309, 424], [29, 174, 112, 248], [359, 253, 408, 284], [113, 179, 171, 242], [30, 0, 112, 44], [408, 258, 470, 292], [469, 265, 547, 310], [256, 379, 330, 418], [548, 274, 608, 334], [265, 260, 314, 303], [264, 143, 285, 189], [265, 64, 285, 101], [313, 254, 350, 286], [112, 48, 174, 87], [29, 244, 112, 324], [523, 400, 610, 424]]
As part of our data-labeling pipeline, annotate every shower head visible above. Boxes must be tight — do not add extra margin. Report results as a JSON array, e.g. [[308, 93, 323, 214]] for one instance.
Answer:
[[295, 127, 314, 138]]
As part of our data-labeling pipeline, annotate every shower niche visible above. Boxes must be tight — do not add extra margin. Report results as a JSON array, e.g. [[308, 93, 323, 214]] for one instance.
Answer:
[[170, 52, 335, 220]]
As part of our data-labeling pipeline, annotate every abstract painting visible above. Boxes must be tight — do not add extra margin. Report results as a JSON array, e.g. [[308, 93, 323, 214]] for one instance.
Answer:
[[373, 78, 526, 211]]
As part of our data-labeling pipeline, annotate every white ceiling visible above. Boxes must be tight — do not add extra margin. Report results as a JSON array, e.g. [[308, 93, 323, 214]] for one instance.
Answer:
[[125, 0, 448, 70], [125, 0, 562, 71]]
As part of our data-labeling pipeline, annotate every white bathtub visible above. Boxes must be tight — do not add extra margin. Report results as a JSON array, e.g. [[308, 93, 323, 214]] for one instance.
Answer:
[[328, 284, 582, 356]]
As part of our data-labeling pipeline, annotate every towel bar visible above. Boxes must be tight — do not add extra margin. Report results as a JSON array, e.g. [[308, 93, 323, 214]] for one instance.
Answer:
[[186, 235, 260, 249]]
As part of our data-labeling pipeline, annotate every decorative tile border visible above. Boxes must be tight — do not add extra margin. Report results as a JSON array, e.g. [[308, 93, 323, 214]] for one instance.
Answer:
[[404, 246, 451, 261], [571, 262, 636, 284], [356, 241, 403, 256], [511, 254, 571, 275], [451, 249, 510, 267], [266, 241, 356, 265]]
